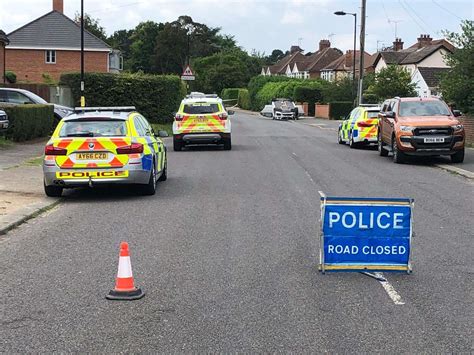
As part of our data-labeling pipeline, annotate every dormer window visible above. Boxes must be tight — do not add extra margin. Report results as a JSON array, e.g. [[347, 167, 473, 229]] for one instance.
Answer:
[[45, 50, 56, 64]]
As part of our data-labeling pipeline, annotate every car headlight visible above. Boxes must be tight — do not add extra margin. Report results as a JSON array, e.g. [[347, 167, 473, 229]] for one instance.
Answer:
[[399, 126, 414, 132], [451, 124, 464, 131]]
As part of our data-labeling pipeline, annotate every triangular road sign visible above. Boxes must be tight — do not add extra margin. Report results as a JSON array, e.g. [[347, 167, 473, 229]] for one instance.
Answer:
[[182, 65, 194, 76]]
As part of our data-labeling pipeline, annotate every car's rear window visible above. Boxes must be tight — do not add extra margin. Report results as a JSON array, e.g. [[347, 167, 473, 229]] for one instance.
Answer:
[[399, 101, 451, 117], [183, 103, 220, 114], [366, 111, 379, 118], [59, 120, 128, 137]]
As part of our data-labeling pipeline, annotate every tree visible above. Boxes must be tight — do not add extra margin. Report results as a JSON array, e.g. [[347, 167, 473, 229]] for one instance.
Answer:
[[74, 13, 108, 43], [265, 49, 285, 65], [440, 20, 474, 113], [128, 21, 163, 72], [108, 29, 134, 70], [369, 65, 417, 101]]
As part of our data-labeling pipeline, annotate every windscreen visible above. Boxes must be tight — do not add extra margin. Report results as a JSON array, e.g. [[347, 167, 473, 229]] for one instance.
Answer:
[[399, 101, 451, 117], [183, 103, 220, 114], [367, 111, 379, 118], [59, 120, 128, 137]]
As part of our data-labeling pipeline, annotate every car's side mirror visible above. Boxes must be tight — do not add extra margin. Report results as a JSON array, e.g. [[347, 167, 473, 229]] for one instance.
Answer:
[[386, 111, 396, 118], [157, 130, 169, 138], [227, 110, 235, 115], [452, 110, 462, 117]]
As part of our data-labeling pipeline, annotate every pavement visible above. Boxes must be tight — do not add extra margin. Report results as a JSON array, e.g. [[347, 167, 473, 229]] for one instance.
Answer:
[[1, 111, 473, 352]]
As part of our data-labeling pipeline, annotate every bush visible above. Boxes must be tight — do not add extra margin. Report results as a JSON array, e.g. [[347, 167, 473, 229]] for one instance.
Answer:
[[5, 71, 16, 84], [237, 89, 250, 110], [329, 101, 354, 120], [293, 86, 323, 116], [60, 72, 186, 123], [247, 76, 294, 110], [0, 104, 54, 141], [221, 88, 240, 103]]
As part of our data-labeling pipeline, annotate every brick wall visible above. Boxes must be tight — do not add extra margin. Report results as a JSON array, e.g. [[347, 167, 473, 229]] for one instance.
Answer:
[[0, 44, 5, 83], [459, 115, 474, 144], [315, 103, 330, 119], [5, 49, 109, 83]]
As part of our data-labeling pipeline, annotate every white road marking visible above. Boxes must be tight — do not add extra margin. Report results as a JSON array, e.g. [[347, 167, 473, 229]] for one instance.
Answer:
[[374, 272, 405, 305]]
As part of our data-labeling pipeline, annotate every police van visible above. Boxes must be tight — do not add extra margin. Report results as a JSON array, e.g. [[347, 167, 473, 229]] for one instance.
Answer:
[[172, 92, 233, 151]]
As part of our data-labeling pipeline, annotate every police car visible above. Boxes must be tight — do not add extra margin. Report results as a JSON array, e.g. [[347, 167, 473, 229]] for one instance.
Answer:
[[338, 105, 380, 148], [43, 107, 168, 197], [173, 92, 233, 151]]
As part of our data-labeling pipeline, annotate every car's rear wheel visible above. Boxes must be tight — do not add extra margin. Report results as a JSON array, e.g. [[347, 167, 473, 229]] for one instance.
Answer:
[[451, 149, 465, 163], [338, 129, 344, 144], [173, 137, 183, 151], [44, 181, 62, 197], [392, 138, 405, 164], [223, 137, 232, 150], [378, 133, 388, 156], [349, 132, 357, 149], [141, 163, 156, 195]]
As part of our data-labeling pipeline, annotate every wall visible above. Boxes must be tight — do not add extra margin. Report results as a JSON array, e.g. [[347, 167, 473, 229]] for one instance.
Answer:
[[315, 103, 330, 119], [5, 49, 109, 83], [375, 58, 387, 73], [0, 43, 5, 83], [418, 49, 450, 68], [459, 115, 474, 145], [411, 69, 430, 97]]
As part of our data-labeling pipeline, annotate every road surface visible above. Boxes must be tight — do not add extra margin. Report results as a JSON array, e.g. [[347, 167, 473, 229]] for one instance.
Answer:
[[1, 111, 472, 352]]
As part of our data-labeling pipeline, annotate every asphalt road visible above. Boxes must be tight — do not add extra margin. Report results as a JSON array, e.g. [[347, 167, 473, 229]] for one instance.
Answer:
[[1, 111, 473, 352]]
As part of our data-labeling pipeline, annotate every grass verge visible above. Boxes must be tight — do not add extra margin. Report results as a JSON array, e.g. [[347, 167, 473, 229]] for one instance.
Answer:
[[152, 123, 173, 136], [0, 136, 13, 148]]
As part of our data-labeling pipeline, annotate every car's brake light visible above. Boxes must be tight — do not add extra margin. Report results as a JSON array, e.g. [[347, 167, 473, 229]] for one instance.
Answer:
[[175, 114, 184, 121], [44, 144, 67, 156], [116, 143, 143, 154], [357, 121, 372, 127], [218, 113, 228, 120]]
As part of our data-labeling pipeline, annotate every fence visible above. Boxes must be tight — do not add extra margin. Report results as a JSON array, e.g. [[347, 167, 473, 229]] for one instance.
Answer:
[[459, 115, 474, 145]]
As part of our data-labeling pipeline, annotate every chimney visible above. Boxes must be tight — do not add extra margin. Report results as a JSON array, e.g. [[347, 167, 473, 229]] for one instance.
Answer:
[[53, 0, 63, 13], [319, 39, 330, 51], [393, 38, 404, 51], [417, 34, 432, 48], [290, 45, 303, 54], [345, 50, 354, 68]]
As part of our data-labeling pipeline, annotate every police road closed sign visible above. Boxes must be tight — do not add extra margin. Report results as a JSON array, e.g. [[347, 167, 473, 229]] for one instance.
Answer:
[[319, 196, 413, 273]]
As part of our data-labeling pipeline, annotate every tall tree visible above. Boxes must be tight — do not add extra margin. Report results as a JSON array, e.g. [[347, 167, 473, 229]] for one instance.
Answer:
[[440, 20, 474, 113], [108, 29, 134, 70], [74, 13, 108, 43], [128, 21, 163, 72], [370, 65, 417, 101]]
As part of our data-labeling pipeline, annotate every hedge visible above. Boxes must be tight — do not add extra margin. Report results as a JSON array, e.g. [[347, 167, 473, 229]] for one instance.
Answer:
[[293, 86, 323, 116], [60, 72, 186, 123], [0, 104, 54, 141], [221, 88, 240, 102], [237, 89, 250, 110], [247, 76, 294, 110], [221, 88, 251, 110], [329, 101, 354, 120]]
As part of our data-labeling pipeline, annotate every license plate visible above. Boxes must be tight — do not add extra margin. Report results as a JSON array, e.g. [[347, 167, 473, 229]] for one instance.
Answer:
[[56, 171, 129, 179], [195, 117, 207, 122], [423, 137, 444, 143], [76, 152, 108, 160]]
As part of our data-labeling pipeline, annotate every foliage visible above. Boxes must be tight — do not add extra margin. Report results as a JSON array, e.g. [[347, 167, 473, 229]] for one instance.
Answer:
[[74, 13, 108, 43], [128, 21, 163, 73], [108, 29, 134, 71], [321, 77, 354, 104], [0, 104, 54, 141], [247, 76, 294, 110], [193, 48, 262, 94], [221, 88, 251, 109], [369, 65, 417, 101], [329, 101, 354, 120], [221, 88, 240, 101], [440, 20, 474, 113], [42, 73, 57, 85], [151, 123, 173, 136], [237, 89, 251, 110], [265, 49, 285, 65], [293, 85, 324, 115], [5, 71, 16, 84], [60, 72, 186, 123]]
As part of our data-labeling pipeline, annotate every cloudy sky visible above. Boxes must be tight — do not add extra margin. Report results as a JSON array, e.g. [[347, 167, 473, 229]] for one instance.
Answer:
[[1, 0, 472, 54]]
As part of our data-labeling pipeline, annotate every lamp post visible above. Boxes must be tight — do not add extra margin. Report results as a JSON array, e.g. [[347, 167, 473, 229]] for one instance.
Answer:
[[80, 0, 85, 107], [334, 10, 357, 101]]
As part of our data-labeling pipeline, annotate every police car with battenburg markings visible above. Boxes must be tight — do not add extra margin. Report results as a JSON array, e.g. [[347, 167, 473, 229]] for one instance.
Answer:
[[43, 106, 168, 197]]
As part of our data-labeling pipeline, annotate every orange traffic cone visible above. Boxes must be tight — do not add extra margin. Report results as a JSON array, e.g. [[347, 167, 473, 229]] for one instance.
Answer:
[[106, 242, 145, 300]]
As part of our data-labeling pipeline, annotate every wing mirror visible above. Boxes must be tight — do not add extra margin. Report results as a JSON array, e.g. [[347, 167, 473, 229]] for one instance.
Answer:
[[156, 130, 169, 138], [386, 111, 396, 118], [452, 110, 462, 117]]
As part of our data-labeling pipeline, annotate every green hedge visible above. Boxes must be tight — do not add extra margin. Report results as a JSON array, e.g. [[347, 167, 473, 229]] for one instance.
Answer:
[[247, 76, 295, 110], [237, 89, 250, 110], [221, 88, 240, 101], [0, 104, 54, 141], [293, 86, 324, 116], [60, 72, 186, 123], [329, 101, 354, 120]]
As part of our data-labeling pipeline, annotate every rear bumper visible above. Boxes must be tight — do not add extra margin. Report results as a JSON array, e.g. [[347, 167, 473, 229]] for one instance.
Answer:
[[175, 132, 230, 145], [43, 165, 150, 187]]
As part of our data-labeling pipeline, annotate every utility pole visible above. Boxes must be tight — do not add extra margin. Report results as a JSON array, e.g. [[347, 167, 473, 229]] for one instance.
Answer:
[[358, 0, 366, 105], [80, 0, 85, 107]]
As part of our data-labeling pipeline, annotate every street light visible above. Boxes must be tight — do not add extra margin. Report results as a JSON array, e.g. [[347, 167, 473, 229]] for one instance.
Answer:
[[334, 10, 357, 101], [80, 0, 85, 107]]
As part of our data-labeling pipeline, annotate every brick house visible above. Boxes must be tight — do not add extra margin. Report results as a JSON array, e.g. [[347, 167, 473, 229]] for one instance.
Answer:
[[5, 0, 121, 83], [261, 40, 343, 79], [0, 30, 9, 83], [320, 50, 372, 82]]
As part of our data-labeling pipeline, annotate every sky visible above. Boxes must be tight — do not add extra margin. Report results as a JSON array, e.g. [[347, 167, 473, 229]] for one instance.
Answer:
[[0, 0, 472, 55]]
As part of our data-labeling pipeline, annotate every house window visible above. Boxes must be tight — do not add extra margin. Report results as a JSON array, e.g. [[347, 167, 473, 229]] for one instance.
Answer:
[[45, 50, 56, 64]]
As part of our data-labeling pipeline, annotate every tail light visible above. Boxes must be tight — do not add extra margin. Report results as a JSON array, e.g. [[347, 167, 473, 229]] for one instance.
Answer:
[[357, 121, 372, 127], [45, 144, 67, 156], [116, 143, 143, 154], [218, 113, 228, 120], [175, 114, 184, 121]]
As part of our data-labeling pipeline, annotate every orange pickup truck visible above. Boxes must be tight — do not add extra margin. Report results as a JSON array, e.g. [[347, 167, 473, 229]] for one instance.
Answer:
[[377, 97, 465, 163]]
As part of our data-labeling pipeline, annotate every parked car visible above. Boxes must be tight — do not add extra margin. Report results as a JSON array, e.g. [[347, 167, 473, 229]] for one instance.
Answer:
[[0, 110, 9, 132], [0, 88, 73, 124], [43, 106, 168, 197], [271, 98, 299, 120], [378, 97, 465, 163], [338, 105, 380, 148]]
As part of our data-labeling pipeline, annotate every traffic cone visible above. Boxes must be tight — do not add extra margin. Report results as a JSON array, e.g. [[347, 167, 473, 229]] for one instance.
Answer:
[[106, 242, 145, 301]]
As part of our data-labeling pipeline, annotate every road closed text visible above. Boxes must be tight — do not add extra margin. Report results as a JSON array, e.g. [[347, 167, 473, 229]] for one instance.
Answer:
[[327, 244, 407, 255]]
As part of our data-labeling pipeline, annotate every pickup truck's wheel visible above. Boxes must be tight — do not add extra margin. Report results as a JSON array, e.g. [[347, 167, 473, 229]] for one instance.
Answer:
[[378, 133, 388, 156], [392, 138, 405, 164], [44, 181, 63, 197], [338, 129, 344, 144], [451, 149, 465, 163]]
